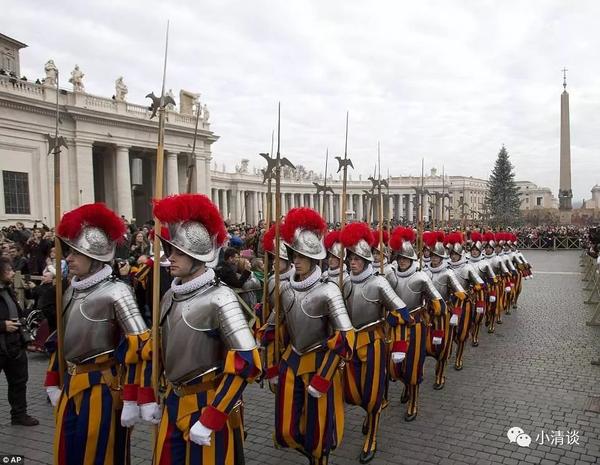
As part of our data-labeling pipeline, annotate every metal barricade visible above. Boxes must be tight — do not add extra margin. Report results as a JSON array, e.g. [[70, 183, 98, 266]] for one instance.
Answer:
[[581, 253, 600, 327]]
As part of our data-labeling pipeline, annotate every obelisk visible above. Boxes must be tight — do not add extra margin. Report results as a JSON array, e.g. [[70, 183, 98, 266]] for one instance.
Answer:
[[559, 68, 573, 215]]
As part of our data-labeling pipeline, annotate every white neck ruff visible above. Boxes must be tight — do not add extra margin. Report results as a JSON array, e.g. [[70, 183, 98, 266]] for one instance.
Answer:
[[449, 256, 467, 268], [350, 264, 374, 283], [469, 254, 482, 263], [327, 264, 347, 277], [396, 261, 417, 278], [290, 266, 321, 290], [171, 268, 215, 295], [71, 264, 113, 290]]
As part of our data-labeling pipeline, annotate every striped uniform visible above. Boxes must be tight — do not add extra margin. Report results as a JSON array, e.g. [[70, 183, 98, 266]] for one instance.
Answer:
[[46, 332, 148, 465]]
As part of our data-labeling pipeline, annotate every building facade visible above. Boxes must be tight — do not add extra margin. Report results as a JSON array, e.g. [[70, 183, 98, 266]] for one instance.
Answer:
[[0, 34, 560, 227]]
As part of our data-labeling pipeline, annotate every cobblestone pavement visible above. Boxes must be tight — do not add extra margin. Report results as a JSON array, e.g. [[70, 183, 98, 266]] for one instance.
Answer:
[[1, 250, 599, 465]]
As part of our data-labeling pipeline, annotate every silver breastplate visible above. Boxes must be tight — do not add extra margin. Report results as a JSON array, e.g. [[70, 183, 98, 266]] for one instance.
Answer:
[[63, 279, 147, 364], [346, 275, 385, 331], [387, 271, 427, 310], [161, 283, 256, 385], [281, 280, 351, 355], [427, 267, 455, 301]]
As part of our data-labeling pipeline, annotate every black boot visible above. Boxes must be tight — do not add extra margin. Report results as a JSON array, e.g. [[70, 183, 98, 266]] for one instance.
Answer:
[[11, 414, 39, 426], [359, 446, 377, 463]]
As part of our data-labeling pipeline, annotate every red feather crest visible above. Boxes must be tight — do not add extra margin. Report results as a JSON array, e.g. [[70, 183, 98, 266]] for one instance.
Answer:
[[369, 228, 389, 248], [57, 203, 126, 243], [483, 232, 495, 243], [470, 231, 482, 242], [152, 194, 227, 246], [423, 231, 437, 249], [445, 232, 463, 245], [340, 223, 373, 248], [281, 208, 326, 244], [324, 230, 341, 250], [435, 230, 445, 242], [262, 225, 276, 253], [390, 227, 416, 251]]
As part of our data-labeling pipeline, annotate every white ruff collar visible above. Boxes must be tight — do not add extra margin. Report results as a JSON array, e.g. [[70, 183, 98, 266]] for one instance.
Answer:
[[280, 265, 295, 281], [171, 268, 215, 295], [396, 261, 417, 278], [351, 264, 373, 283], [290, 266, 321, 290], [449, 256, 467, 268], [428, 262, 446, 274], [469, 254, 482, 263], [327, 264, 347, 277], [71, 264, 113, 290]]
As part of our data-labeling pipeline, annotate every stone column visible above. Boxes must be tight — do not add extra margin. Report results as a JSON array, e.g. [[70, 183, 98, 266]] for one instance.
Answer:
[[253, 192, 259, 224], [408, 195, 414, 223], [357, 194, 364, 221], [166, 151, 179, 195], [115, 146, 133, 220], [75, 140, 94, 204]]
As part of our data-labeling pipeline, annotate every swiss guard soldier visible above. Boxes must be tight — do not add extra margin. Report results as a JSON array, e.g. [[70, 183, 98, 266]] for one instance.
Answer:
[[44, 203, 149, 465], [508, 233, 531, 308], [422, 231, 466, 390], [340, 223, 410, 463], [138, 193, 261, 465], [370, 229, 395, 275], [321, 230, 349, 287], [385, 227, 444, 421], [496, 232, 518, 314], [258, 224, 295, 327], [260, 207, 355, 465], [445, 232, 484, 370], [466, 231, 496, 345], [482, 232, 509, 332]]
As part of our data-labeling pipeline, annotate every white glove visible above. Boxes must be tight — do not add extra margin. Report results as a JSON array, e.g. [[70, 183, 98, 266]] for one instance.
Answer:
[[476, 306, 485, 315], [189, 420, 213, 446], [46, 386, 61, 407], [307, 385, 322, 398], [432, 336, 442, 346], [449, 314, 459, 326], [269, 376, 278, 385], [121, 400, 140, 428], [505, 286, 511, 293], [391, 352, 406, 363], [140, 402, 162, 424], [489, 295, 496, 303]]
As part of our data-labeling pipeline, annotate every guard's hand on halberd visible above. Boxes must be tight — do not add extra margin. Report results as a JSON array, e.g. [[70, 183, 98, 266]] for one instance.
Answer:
[[190, 421, 213, 446], [140, 402, 162, 424], [46, 386, 61, 407], [121, 400, 140, 428], [432, 336, 443, 346], [449, 314, 459, 326]]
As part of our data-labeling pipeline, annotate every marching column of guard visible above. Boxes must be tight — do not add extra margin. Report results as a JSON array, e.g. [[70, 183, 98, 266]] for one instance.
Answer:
[[44, 192, 533, 464]]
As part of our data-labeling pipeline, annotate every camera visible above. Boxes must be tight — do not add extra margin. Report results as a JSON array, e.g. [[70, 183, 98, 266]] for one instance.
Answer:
[[14, 318, 35, 345]]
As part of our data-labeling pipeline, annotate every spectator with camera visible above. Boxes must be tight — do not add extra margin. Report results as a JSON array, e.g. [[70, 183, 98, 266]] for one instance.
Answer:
[[216, 247, 252, 289], [0, 256, 39, 426]]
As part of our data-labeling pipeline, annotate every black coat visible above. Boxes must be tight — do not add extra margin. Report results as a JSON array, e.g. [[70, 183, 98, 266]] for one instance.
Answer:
[[215, 262, 251, 289], [0, 285, 25, 355]]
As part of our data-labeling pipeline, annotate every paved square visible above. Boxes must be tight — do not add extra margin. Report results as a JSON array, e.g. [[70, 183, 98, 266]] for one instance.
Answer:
[[1, 250, 599, 464]]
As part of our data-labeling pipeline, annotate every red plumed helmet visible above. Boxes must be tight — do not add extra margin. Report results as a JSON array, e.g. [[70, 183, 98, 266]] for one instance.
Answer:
[[340, 223, 373, 248], [445, 232, 463, 245], [57, 203, 126, 242], [280, 208, 327, 260], [324, 230, 341, 250], [470, 231, 482, 243], [389, 227, 416, 251], [422, 231, 437, 249], [435, 230, 445, 243], [281, 208, 326, 244], [56, 203, 126, 262], [369, 228, 389, 248], [153, 194, 227, 245], [262, 225, 276, 253], [483, 232, 495, 243]]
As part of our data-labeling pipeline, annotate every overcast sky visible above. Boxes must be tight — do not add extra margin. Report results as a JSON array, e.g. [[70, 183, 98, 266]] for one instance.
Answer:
[[5, 0, 599, 201]]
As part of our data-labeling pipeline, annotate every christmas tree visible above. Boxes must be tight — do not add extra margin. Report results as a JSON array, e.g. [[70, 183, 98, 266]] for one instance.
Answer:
[[485, 145, 521, 227]]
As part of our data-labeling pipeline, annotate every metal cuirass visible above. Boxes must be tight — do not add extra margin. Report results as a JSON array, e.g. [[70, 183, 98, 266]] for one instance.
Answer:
[[346, 274, 404, 331], [449, 262, 484, 290], [322, 269, 351, 300], [425, 266, 464, 301], [386, 267, 441, 310], [280, 280, 352, 355], [486, 254, 508, 276], [469, 256, 496, 282], [160, 283, 257, 385], [63, 279, 147, 364]]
